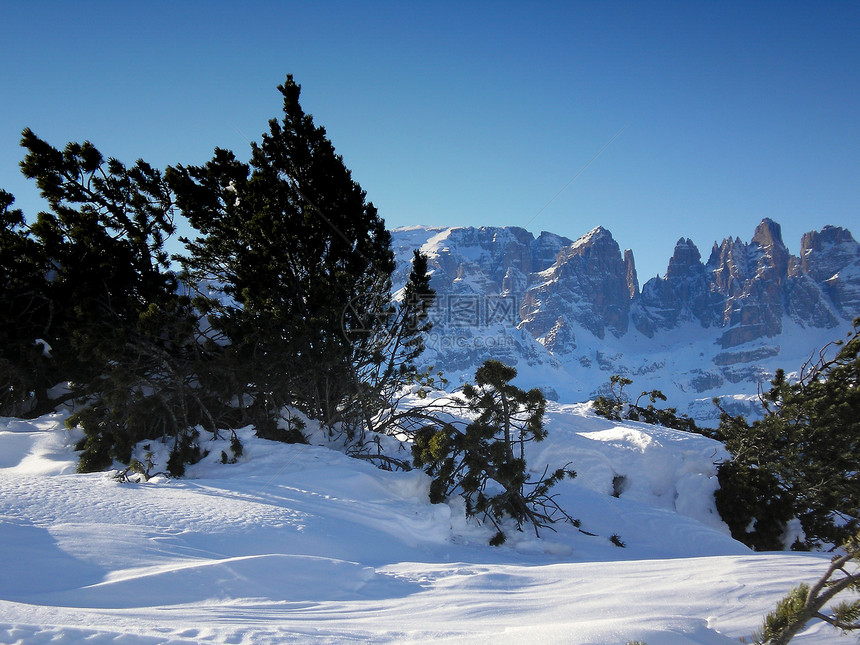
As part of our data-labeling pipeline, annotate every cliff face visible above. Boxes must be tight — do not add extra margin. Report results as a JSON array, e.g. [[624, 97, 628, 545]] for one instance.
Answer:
[[523, 226, 634, 341], [634, 237, 723, 336], [799, 225, 860, 319], [415, 226, 570, 295], [710, 219, 797, 347], [391, 220, 860, 420], [632, 218, 852, 348]]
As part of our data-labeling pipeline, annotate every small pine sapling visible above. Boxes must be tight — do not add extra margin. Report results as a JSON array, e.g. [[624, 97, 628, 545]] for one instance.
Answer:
[[166, 428, 203, 477], [412, 359, 578, 544], [221, 431, 244, 464], [591, 375, 631, 420], [593, 375, 703, 433], [612, 474, 628, 498], [116, 448, 169, 482]]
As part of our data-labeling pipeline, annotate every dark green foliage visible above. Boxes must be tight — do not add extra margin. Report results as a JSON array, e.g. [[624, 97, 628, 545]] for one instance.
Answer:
[[412, 360, 577, 544], [0, 189, 55, 416], [714, 460, 795, 552], [592, 375, 632, 421], [593, 374, 703, 434], [220, 433, 244, 465], [168, 75, 396, 436], [612, 474, 628, 498], [757, 583, 811, 644], [20, 128, 178, 350], [754, 532, 860, 644], [756, 583, 809, 643], [75, 430, 114, 473], [610, 534, 626, 548], [166, 429, 203, 478], [254, 413, 308, 444], [18, 129, 214, 472], [715, 320, 860, 550], [230, 433, 243, 460], [7, 75, 433, 477], [116, 448, 169, 483]]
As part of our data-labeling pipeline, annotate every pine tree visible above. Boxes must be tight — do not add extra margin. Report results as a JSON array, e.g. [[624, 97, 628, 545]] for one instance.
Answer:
[[168, 75, 395, 435], [0, 189, 55, 416], [715, 319, 860, 549], [412, 360, 576, 544], [19, 130, 207, 472], [592, 374, 701, 433]]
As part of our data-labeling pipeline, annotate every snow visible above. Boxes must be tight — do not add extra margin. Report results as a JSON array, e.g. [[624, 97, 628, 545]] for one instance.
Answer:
[[569, 225, 609, 252], [0, 405, 848, 644], [390, 225, 453, 263], [33, 339, 52, 358]]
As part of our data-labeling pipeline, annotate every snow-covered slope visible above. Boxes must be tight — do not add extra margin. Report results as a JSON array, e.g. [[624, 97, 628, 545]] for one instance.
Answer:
[[0, 408, 847, 644]]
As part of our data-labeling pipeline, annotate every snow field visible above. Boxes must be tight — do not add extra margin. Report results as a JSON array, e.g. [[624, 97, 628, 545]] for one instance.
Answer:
[[0, 404, 848, 643]]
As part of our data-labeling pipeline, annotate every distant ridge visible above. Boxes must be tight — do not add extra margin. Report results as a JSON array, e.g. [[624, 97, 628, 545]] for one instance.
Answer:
[[390, 220, 860, 422]]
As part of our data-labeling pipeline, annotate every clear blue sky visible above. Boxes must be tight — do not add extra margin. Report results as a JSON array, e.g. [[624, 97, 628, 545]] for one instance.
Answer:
[[2, 1, 857, 284]]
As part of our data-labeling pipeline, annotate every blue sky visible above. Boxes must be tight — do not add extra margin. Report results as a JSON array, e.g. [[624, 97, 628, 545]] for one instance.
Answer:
[[1, 1, 857, 284]]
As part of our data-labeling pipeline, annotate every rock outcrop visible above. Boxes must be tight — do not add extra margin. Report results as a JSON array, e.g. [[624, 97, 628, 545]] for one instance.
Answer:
[[634, 237, 722, 336], [800, 225, 860, 319], [523, 227, 634, 340]]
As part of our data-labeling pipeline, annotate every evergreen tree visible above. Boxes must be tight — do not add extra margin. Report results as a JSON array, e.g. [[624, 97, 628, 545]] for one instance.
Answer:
[[19, 130, 207, 472], [412, 360, 576, 545], [168, 75, 395, 435], [0, 190, 54, 416], [715, 319, 860, 550]]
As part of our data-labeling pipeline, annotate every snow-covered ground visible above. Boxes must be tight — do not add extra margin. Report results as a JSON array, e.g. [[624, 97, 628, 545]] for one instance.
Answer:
[[0, 404, 847, 644]]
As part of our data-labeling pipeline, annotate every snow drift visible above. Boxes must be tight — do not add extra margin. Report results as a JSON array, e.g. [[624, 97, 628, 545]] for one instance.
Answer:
[[0, 404, 846, 644]]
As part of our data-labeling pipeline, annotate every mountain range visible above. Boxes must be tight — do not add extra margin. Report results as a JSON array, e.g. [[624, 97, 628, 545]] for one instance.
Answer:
[[390, 219, 860, 423]]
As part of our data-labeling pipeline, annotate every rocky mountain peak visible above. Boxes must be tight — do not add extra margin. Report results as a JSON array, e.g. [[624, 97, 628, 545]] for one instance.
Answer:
[[533, 231, 573, 272], [751, 218, 785, 249], [707, 220, 793, 347], [751, 218, 790, 281], [800, 226, 860, 318], [623, 249, 639, 299], [569, 225, 612, 251], [526, 225, 633, 339], [665, 238, 703, 279], [634, 236, 720, 336], [800, 226, 859, 282]]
